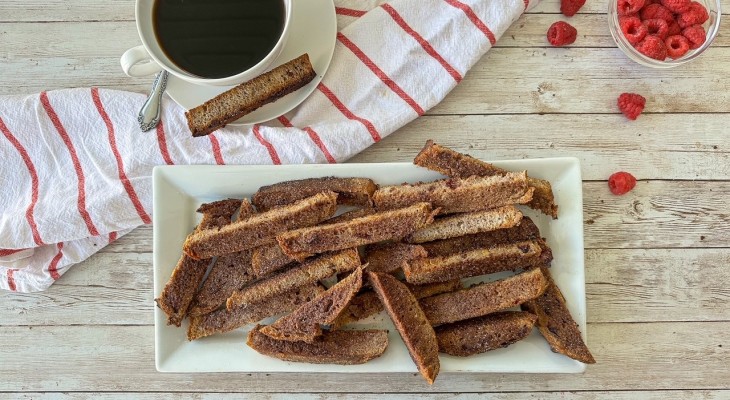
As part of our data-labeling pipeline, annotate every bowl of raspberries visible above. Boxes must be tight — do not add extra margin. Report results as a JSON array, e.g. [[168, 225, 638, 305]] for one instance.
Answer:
[[609, 0, 721, 67]]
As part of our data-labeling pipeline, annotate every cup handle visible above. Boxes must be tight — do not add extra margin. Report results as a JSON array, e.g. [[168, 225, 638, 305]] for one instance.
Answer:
[[120, 45, 163, 77]]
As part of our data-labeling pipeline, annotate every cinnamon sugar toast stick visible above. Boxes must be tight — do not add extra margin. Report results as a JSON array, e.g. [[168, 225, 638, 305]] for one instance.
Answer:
[[253, 177, 377, 211]]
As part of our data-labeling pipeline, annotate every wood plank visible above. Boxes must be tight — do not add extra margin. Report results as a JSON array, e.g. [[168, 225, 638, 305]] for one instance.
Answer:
[[351, 114, 730, 180], [3, 248, 727, 326], [0, 322, 727, 392], [6, 391, 730, 399]]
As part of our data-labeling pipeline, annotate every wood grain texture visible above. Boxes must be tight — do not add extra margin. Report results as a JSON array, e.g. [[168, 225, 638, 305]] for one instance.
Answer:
[[6, 392, 730, 399], [1, 323, 728, 392]]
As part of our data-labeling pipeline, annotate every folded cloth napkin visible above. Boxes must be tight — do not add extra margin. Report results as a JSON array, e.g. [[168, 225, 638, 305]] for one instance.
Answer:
[[0, 0, 537, 292]]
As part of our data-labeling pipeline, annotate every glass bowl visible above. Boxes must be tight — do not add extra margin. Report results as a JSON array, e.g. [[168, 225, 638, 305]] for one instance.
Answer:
[[608, 0, 721, 68]]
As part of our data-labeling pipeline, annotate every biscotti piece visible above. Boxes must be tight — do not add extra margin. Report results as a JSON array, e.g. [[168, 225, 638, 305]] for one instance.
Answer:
[[156, 199, 242, 326], [522, 267, 595, 364], [184, 191, 338, 260], [364, 242, 428, 274], [406, 206, 523, 244], [247, 325, 388, 365], [253, 177, 377, 212], [186, 54, 317, 137], [422, 216, 541, 257], [276, 203, 437, 260], [331, 280, 462, 330], [420, 267, 549, 326], [197, 198, 251, 229], [414, 140, 558, 218], [372, 173, 533, 214], [323, 207, 377, 224], [251, 240, 295, 278], [188, 250, 255, 317], [187, 283, 324, 340], [404, 240, 544, 284], [227, 248, 360, 309], [261, 267, 363, 342], [436, 311, 537, 356]]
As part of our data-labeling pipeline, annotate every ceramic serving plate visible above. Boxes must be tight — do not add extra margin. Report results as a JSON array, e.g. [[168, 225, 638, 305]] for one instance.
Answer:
[[153, 159, 587, 373]]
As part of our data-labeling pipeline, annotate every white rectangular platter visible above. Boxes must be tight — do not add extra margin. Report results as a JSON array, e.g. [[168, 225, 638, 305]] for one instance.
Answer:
[[153, 158, 586, 373]]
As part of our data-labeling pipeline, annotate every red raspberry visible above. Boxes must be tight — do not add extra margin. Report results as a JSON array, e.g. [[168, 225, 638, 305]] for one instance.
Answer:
[[547, 21, 578, 47], [667, 20, 682, 36], [635, 35, 668, 60], [620, 16, 648, 45], [608, 172, 637, 195], [617, 93, 646, 120], [639, 3, 674, 22], [618, 0, 646, 15], [682, 24, 707, 49], [665, 35, 690, 58], [677, 1, 709, 28], [643, 19, 670, 39], [660, 0, 691, 13], [561, 0, 587, 16]]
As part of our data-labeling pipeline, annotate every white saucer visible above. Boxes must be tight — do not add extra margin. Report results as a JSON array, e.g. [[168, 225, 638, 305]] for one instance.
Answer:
[[165, 0, 336, 126]]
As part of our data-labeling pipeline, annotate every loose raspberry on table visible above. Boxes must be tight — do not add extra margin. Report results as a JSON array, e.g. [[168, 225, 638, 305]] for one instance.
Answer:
[[618, 0, 646, 15], [660, 0, 691, 14], [682, 24, 707, 49], [635, 35, 668, 60], [667, 20, 682, 36], [665, 35, 690, 58], [643, 19, 670, 39], [677, 1, 709, 28], [608, 172, 637, 195], [617, 92, 646, 120], [561, 0, 587, 16], [639, 3, 674, 22], [547, 21, 578, 47], [620, 16, 648, 45]]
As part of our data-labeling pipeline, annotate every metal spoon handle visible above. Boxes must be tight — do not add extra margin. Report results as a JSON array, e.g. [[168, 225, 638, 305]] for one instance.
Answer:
[[138, 70, 168, 132]]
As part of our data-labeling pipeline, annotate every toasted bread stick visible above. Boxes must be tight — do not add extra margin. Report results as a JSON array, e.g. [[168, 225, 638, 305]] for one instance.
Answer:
[[372, 173, 533, 214], [364, 242, 428, 274], [187, 283, 324, 340], [227, 248, 360, 309], [421, 216, 542, 257], [247, 325, 388, 365], [156, 198, 245, 326], [420, 267, 549, 326], [436, 311, 538, 356], [522, 266, 595, 364], [404, 240, 544, 284], [414, 140, 558, 218], [251, 208, 377, 278], [276, 203, 437, 260], [186, 54, 316, 137], [183, 191, 338, 260], [253, 177, 377, 211], [368, 271, 440, 385], [406, 206, 523, 244], [261, 267, 363, 342], [331, 280, 462, 330]]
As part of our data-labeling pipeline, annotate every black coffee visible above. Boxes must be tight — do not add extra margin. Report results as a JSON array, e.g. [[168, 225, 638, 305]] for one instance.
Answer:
[[153, 0, 285, 79]]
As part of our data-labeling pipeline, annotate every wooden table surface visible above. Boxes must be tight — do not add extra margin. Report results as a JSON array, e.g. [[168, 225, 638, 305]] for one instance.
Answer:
[[2, 0, 729, 398]]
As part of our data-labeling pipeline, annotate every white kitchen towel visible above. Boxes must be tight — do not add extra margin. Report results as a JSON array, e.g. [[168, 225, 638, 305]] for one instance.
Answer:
[[0, 0, 537, 292]]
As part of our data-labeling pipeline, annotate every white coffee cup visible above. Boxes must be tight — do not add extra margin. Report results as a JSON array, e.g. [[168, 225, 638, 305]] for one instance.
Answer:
[[120, 0, 292, 86]]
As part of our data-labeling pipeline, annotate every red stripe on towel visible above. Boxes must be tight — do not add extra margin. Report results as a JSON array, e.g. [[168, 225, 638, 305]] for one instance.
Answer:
[[444, 0, 497, 45], [7, 269, 17, 291], [277, 115, 336, 164], [91, 88, 152, 224], [335, 7, 367, 17], [48, 242, 64, 281], [253, 125, 281, 165], [0, 117, 45, 245], [156, 120, 174, 165], [40, 91, 100, 237], [337, 32, 425, 116], [209, 134, 225, 165], [381, 4, 462, 83], [317, 83, 381, 143]]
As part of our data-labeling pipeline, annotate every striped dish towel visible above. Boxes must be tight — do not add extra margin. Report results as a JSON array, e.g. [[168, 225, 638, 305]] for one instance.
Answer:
[[0, 0, 537, 292]]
